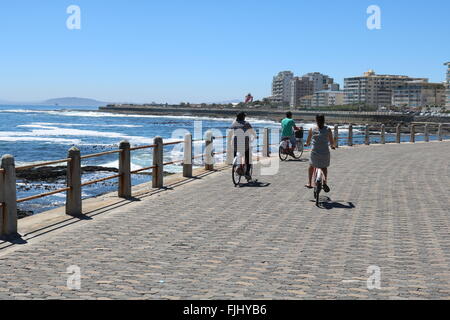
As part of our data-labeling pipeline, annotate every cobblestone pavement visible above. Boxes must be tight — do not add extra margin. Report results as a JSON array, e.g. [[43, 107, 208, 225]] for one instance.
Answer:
[[0, 142, 449, 300]]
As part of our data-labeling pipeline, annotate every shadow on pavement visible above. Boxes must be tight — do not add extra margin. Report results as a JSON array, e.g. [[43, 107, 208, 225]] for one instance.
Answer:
[[286, 159, 308, 163], [0, 233, 28, 246], [321, 198, 356, 210], [238, 181, 271, 188]]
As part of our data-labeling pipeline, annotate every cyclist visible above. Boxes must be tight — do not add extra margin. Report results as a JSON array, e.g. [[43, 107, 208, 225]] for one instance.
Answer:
[[230, 112, 257, 182], [281, 111, 302, 156], [304, 114, 335, 192]]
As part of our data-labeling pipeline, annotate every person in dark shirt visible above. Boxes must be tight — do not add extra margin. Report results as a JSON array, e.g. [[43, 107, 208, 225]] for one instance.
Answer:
[[230, 112, 256, 181]]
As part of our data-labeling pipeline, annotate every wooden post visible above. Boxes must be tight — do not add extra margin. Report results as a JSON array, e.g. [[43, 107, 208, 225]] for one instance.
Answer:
[[263, 128, 270, 157], [152, 137, 164, 188], [365, 124, 370, 145], [424, 124, 429, 142], [205, 130, 214, 171], [226, 129, 234, 165], [183, 133, 193, 178], [66, 147, 82, 216], [438, 123, 443, 141], [1, 155, 17, 237], [410, 124, 415, 143], [118, 141, 131, 198], [380, 124, 386, 144], [334, 125, 339, 148], [348, 124, 353, 147], [396, 124, 401, 143]]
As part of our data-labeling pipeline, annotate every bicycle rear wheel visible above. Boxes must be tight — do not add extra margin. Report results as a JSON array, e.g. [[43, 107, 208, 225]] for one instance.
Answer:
[[315, 182, 322, 206], [292, 143, 304, 159], [232, 165, 242, 186]]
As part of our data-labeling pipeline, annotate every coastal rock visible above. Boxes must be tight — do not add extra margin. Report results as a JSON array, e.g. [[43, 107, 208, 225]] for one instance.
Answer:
[[16, 166, 119, 182], [17, 209, 33, 219]]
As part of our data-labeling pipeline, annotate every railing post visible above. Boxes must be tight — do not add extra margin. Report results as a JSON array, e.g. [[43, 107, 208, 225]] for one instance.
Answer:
[[438, 123, 443, 141], [183, 133, 193, 178], [381, 124, 386, 144], [205, 130, 214, 171], [226, 129, 234, 165], [396, 124, 401, 143], [152, 137, 164, 188], [410, 124, 415, 143], [365, 124, 370, 145], [1, 155, 17, 238], [263, 128, 270, 156], [118, 141, 131, 198], [348, 124, 353, 147], [334, 125, 339, 148], [66, 147, 82, 216], [424, 124, 429, 142]]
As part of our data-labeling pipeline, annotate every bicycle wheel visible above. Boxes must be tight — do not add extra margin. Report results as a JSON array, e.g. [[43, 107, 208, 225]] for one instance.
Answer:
[[315, 182, 322, 207], [232, 165, 242, 186], [279, 147, 288, 161], [292, 143, 304, 159]]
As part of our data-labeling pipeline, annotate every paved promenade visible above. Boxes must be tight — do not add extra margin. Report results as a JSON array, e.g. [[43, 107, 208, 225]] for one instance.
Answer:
[[0, 142, 449, 300]]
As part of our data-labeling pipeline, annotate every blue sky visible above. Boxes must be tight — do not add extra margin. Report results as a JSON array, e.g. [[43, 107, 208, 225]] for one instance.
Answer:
[[0, 0, 449, 103]]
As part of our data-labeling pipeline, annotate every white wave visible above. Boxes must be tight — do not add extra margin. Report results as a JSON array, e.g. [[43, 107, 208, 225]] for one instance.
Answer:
[[3, 124, 188, 146], [99, 160, 143, 172], [0, 136, 80, 144], [1, 108, 280, 124], [26, 122, 143, 128]]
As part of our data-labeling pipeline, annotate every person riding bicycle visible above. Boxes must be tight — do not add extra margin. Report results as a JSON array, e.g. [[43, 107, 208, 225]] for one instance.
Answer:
[[230, 112, 257, 182], [304, 114, 336, 192], [281, 111, 302, 156]]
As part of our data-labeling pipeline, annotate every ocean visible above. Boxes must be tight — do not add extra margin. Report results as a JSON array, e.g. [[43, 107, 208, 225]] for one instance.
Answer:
[[0, 105, 444, 215]]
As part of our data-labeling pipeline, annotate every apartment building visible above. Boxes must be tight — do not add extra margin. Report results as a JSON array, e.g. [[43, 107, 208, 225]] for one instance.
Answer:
[[344, 70, 427, 108], [312, 90, 344, 107], [392, 81, 446, 108], [303, 72, 338, 92], [290, 76, 314, 107], [299, 95, 313, 108], [445, 62, 450, 109], [270, 71, 294, 104]]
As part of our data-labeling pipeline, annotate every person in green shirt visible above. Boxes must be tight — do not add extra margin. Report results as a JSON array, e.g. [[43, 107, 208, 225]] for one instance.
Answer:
[[281, 112, 301, 154]]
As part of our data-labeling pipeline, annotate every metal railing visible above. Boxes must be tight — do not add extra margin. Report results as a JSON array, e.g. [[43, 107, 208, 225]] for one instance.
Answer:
[[0, 130, 272, 237]]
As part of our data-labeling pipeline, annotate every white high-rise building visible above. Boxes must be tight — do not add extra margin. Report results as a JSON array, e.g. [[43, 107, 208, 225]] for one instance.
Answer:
[[271, 71, 294, 104]]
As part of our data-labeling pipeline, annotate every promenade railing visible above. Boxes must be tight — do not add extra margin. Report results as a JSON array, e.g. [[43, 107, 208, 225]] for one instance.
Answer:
[[1, 123, 449, 238], [0, 130, 270, 237]]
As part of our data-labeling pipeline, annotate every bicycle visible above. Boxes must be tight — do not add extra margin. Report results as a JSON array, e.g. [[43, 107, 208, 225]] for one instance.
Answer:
[[232, 152, 254, 186], [279, 130, 304, 161], [312, 167, 325, 207]]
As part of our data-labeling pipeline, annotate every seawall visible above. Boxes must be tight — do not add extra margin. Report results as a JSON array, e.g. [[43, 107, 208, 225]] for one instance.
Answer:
[[98, 105, 449, 124]]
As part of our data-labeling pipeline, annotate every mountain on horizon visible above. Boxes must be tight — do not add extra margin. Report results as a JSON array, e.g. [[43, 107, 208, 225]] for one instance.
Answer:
[[41, 97, 108, 107], [0, 97, 109, 106]]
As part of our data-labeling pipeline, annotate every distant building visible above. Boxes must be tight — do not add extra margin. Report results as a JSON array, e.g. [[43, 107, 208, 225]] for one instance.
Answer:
[[392, 81, 446, 109], [445, 62, 450, 109], [299, 95, 313, 108], [303, 72, 337, 92], [290, 76, 314, 107], [271, 71, 294, 104], [344, 70, 427, 108], [312, 90, 344, 107]]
